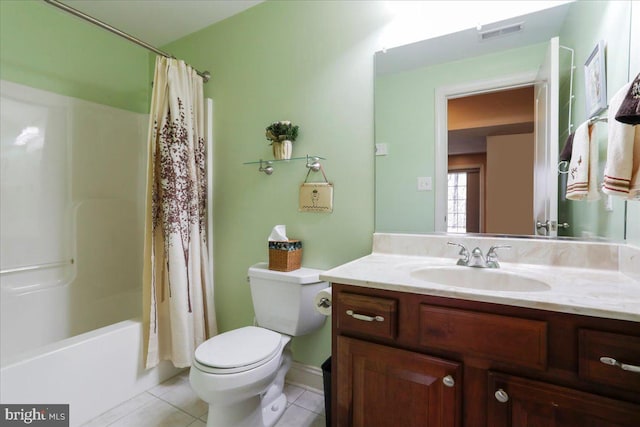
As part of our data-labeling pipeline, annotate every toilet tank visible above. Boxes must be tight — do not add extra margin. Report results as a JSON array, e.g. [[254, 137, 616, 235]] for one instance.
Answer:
[[248, 263, 328, 336]]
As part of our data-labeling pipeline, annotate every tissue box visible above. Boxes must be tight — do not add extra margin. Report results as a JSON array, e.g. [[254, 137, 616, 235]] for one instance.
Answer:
[[268, 240, 302, 272]]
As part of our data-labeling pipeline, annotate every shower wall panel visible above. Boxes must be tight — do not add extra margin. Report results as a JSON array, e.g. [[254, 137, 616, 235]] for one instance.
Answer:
[[0, 80, 148, 363]]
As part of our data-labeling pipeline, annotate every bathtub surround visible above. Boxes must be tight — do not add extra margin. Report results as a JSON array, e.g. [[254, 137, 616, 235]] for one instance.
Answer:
[[0, 80, 181, 426], [143, 57, 216, 369], [0, 80, 148, 359]]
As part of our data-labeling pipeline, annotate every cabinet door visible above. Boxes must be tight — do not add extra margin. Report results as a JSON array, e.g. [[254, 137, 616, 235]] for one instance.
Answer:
[[488, 372, 640, 427], [336, 336, 461, 427]]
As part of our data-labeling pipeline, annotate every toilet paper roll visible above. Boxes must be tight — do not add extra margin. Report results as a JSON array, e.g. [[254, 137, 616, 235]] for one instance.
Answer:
[[314, 287, 332, 316]]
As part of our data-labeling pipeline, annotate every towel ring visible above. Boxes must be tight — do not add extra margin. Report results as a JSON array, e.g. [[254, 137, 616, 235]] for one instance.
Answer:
[[558, 161, 570, 175]]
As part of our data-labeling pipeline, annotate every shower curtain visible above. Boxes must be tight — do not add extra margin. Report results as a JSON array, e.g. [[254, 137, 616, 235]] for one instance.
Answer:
[[142, 56, 215, 368]]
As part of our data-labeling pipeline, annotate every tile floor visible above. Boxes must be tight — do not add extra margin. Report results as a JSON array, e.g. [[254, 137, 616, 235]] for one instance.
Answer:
[[81, 371, 326, 427]]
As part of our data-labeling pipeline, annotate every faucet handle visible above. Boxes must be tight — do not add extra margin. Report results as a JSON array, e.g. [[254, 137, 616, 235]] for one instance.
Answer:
[[487, 245, 511, 257], [486, 245, 511, 268], [448, 242, 469, 265]]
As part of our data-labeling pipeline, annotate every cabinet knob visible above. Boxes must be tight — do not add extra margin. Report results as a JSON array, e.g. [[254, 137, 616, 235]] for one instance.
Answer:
[[495, 389, 509, 403], [442, 375, 455, 387]]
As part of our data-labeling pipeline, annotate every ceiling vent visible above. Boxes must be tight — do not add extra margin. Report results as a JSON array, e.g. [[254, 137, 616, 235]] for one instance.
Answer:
[[478, 22, 524, 41]]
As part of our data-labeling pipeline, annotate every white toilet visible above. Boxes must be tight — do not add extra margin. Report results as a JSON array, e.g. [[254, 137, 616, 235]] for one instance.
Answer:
[[190, 262, 328, 427]]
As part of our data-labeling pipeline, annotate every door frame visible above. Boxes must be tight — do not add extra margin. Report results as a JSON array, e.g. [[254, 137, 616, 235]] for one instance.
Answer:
[[434, 71, 538, 232]]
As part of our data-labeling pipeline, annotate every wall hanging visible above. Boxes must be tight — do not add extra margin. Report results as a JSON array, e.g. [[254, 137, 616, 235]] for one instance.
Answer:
[[299, 164, 333, 213], [584, 40, 607, 118]]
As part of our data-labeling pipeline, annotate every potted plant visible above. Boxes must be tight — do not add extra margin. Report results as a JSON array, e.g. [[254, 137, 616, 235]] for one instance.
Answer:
[[265, 120, 299, 160]]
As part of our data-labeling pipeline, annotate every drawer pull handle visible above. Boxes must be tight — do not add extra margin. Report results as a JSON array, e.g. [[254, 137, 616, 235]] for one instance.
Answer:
[[345, 310, 384, 322], [495, 389, 509, 403], [600, 357, 640, 373], [442, 375, 455, 387]]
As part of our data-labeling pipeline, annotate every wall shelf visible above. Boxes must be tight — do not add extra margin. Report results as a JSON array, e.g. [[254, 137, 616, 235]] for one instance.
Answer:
[[244, 155, 325, 175]]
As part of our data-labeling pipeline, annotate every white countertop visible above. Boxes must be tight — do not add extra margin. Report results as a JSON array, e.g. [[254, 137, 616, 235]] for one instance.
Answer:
[[320, 251, 640, 323]]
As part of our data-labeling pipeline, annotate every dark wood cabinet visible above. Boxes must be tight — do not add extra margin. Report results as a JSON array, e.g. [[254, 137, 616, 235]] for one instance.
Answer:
[[487, 372, 640, 427], [336, 336, 461, 427], [331, 283, 640, 427]]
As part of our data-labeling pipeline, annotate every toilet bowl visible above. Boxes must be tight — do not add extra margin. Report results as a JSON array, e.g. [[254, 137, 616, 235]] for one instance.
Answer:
[[190, 263, 328, 427]]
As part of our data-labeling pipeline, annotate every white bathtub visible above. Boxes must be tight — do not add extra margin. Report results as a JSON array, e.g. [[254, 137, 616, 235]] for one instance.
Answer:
[[0, 318, 181, 426]]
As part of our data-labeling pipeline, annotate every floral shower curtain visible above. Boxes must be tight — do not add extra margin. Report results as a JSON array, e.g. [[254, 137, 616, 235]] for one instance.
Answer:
[[142, 56, 215, 368]]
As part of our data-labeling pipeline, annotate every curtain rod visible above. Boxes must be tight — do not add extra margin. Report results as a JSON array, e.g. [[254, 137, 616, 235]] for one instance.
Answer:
[[42, 0, 210, 82]]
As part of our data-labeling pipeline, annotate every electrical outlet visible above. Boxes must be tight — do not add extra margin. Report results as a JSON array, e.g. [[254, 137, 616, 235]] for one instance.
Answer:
[[417, 176, 432, 191]]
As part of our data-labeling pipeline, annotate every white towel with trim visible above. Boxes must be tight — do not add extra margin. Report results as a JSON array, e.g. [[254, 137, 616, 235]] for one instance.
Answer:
[[603, 82, 636, 197], [566, 121, 599, 201]]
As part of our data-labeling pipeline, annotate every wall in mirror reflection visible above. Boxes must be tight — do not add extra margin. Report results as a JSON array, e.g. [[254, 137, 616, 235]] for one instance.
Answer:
[[375, 0, 638, 243]]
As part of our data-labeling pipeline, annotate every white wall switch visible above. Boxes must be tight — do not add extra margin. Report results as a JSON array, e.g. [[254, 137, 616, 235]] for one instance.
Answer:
[[375, 143, 388, 156], [417, 176, 432, 191]]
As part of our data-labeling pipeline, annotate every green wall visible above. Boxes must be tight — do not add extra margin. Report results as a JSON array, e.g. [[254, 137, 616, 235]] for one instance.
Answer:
[[163, 1, 388, 367], [0, 0, 150, 113], [558, 0, 631, 241], [375, 43, 546, 233]]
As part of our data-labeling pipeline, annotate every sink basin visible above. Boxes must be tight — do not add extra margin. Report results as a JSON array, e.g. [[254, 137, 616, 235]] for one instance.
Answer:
[[410, 266, 551, 292]]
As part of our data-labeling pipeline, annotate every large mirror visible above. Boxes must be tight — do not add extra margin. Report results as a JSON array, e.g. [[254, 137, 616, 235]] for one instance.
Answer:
[[374, 0, 633, 241]]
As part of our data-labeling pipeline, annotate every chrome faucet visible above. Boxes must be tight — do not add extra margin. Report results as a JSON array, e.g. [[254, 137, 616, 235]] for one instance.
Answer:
[[448, 242, 511, 268], [468, 247, 487, 268]]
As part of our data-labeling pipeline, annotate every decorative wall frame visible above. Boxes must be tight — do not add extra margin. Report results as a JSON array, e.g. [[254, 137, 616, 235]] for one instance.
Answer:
[[299, 165, 333, 213], [584, 40, 607, 118]]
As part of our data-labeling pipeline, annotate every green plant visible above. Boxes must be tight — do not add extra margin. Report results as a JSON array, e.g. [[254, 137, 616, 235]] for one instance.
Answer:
[[265, 121, 299, 144]]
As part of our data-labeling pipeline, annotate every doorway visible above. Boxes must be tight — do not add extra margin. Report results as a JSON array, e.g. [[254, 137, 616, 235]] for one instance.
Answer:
[[446, 86, 535, 234]]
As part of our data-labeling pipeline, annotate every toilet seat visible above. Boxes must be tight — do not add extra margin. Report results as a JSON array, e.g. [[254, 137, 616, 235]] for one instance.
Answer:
[[194, 326, 283, 374]]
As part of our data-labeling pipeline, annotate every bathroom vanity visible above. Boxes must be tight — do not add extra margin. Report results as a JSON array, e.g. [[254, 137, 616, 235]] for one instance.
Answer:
[[321, 234, 640, 427]]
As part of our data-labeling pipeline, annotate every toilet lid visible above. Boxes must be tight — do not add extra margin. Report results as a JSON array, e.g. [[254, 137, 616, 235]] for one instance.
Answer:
[[194, 326, 282, 371]]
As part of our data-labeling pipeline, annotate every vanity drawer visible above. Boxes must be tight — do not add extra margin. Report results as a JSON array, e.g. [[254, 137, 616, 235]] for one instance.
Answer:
[[337, 292, 397, 340], [419, 305, 547, 370], [579, 329, 640, 391]]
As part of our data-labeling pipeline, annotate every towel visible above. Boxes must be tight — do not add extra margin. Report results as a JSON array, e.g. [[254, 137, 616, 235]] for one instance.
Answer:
[[559, 131, 574, 162], [615, 73, 640, 125], [629, 127, 640, 200], [566, 121, 600, 201], [602, 82, 639, 199]]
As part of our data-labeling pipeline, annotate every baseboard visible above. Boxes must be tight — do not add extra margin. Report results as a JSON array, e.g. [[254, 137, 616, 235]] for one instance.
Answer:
[[286, 361, 325, 394]]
